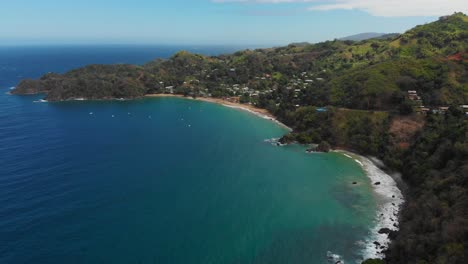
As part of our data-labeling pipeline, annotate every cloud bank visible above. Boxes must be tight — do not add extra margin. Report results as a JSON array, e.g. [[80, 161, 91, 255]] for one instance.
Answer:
[[212, 0, 467, 17]]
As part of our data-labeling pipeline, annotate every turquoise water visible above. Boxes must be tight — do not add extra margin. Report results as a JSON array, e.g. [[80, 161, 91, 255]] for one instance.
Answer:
[[0, 46, 377, 264]]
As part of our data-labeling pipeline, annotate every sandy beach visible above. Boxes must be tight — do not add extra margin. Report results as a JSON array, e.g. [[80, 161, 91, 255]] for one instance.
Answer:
[[145, 94, 292, 131]]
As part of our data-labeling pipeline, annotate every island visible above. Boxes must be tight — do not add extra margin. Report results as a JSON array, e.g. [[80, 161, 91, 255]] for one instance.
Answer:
[[12, 13, 468, 264]]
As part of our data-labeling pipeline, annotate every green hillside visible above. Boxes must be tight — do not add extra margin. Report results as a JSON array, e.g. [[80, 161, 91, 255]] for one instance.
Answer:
[[13, 13, 468, 110]]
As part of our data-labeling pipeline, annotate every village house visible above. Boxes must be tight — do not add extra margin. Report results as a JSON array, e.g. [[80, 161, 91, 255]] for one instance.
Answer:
[[415, 106, 430, 115], [438, 106, 450, 112], [432, 106, 450, 114], [165, 86, 174, 94], [407, 90, 421, 101]]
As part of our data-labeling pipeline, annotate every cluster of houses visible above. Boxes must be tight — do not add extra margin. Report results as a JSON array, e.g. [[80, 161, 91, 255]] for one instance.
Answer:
[[160, 80, 465, 117], [155, 69, 330, 110], [409, 93, 448, 115], [222, 70, 326, 101], [223, 84, 266, 98], [408, 90, 467, 116], [287, 72, 325, 90]]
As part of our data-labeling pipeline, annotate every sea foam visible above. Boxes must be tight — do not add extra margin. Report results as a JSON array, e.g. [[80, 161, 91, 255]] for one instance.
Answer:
[[336, 150, 404, 262], [264, 138, 286, 146], [360, 156, 404, 260], [327, 251, 345, 264]]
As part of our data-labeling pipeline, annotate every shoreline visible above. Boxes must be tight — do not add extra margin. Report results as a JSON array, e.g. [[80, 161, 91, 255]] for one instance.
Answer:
[[333, 150, 404, 261], [19, 90, 402, 261], [145, 94, 292, 131], [153, 91, 407, 261], [148, 94, 404, 261]]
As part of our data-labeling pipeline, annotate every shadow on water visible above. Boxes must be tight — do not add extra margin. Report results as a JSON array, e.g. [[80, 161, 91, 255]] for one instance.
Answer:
[[331, 183, 373, 212]]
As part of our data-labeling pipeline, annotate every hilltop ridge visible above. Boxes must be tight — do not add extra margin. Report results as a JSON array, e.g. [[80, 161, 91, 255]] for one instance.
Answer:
[[339, 32, 398, 41], [13, 13, 468, 107]]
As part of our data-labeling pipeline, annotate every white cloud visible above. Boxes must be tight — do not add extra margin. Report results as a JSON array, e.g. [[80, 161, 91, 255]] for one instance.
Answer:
[[212, 0, 316, 2], [213, 0, 467, 17], [308, 0, 467, 17]]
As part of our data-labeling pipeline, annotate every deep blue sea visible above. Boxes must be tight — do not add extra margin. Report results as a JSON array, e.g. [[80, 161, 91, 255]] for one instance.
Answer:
[[0, 45, 377, 264]]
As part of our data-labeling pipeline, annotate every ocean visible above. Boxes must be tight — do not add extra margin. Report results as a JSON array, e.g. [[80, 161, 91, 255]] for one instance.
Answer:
[[0, 45, 378, 264]]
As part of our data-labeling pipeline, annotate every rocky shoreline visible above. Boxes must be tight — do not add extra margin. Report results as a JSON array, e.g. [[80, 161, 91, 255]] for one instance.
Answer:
[[334, 150, 404, 261]]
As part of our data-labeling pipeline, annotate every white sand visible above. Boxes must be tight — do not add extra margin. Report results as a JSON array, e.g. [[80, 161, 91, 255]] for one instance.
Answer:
[[221, 104, 292, 131]]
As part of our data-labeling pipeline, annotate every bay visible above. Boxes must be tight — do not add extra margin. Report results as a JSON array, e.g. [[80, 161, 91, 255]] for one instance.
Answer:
[[0, 46, 377, 264]]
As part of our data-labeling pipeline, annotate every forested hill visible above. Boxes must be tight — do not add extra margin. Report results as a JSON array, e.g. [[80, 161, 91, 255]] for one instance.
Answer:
[[13, 12, 468, 108], [13, 13, 468, 263]]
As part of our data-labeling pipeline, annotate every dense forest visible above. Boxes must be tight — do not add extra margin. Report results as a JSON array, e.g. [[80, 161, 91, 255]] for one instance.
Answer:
[[13, 13, 468, 263]]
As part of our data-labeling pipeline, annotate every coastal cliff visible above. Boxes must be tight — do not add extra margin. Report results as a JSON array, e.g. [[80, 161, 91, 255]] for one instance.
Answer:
[[12, 13, 468, 263]]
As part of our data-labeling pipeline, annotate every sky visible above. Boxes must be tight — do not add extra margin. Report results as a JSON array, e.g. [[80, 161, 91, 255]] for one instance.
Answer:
[[0, 0, 466, 46]]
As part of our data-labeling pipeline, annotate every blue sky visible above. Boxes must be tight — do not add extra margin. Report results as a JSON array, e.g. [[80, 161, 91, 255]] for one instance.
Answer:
[[1, 0, 465, 46]]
